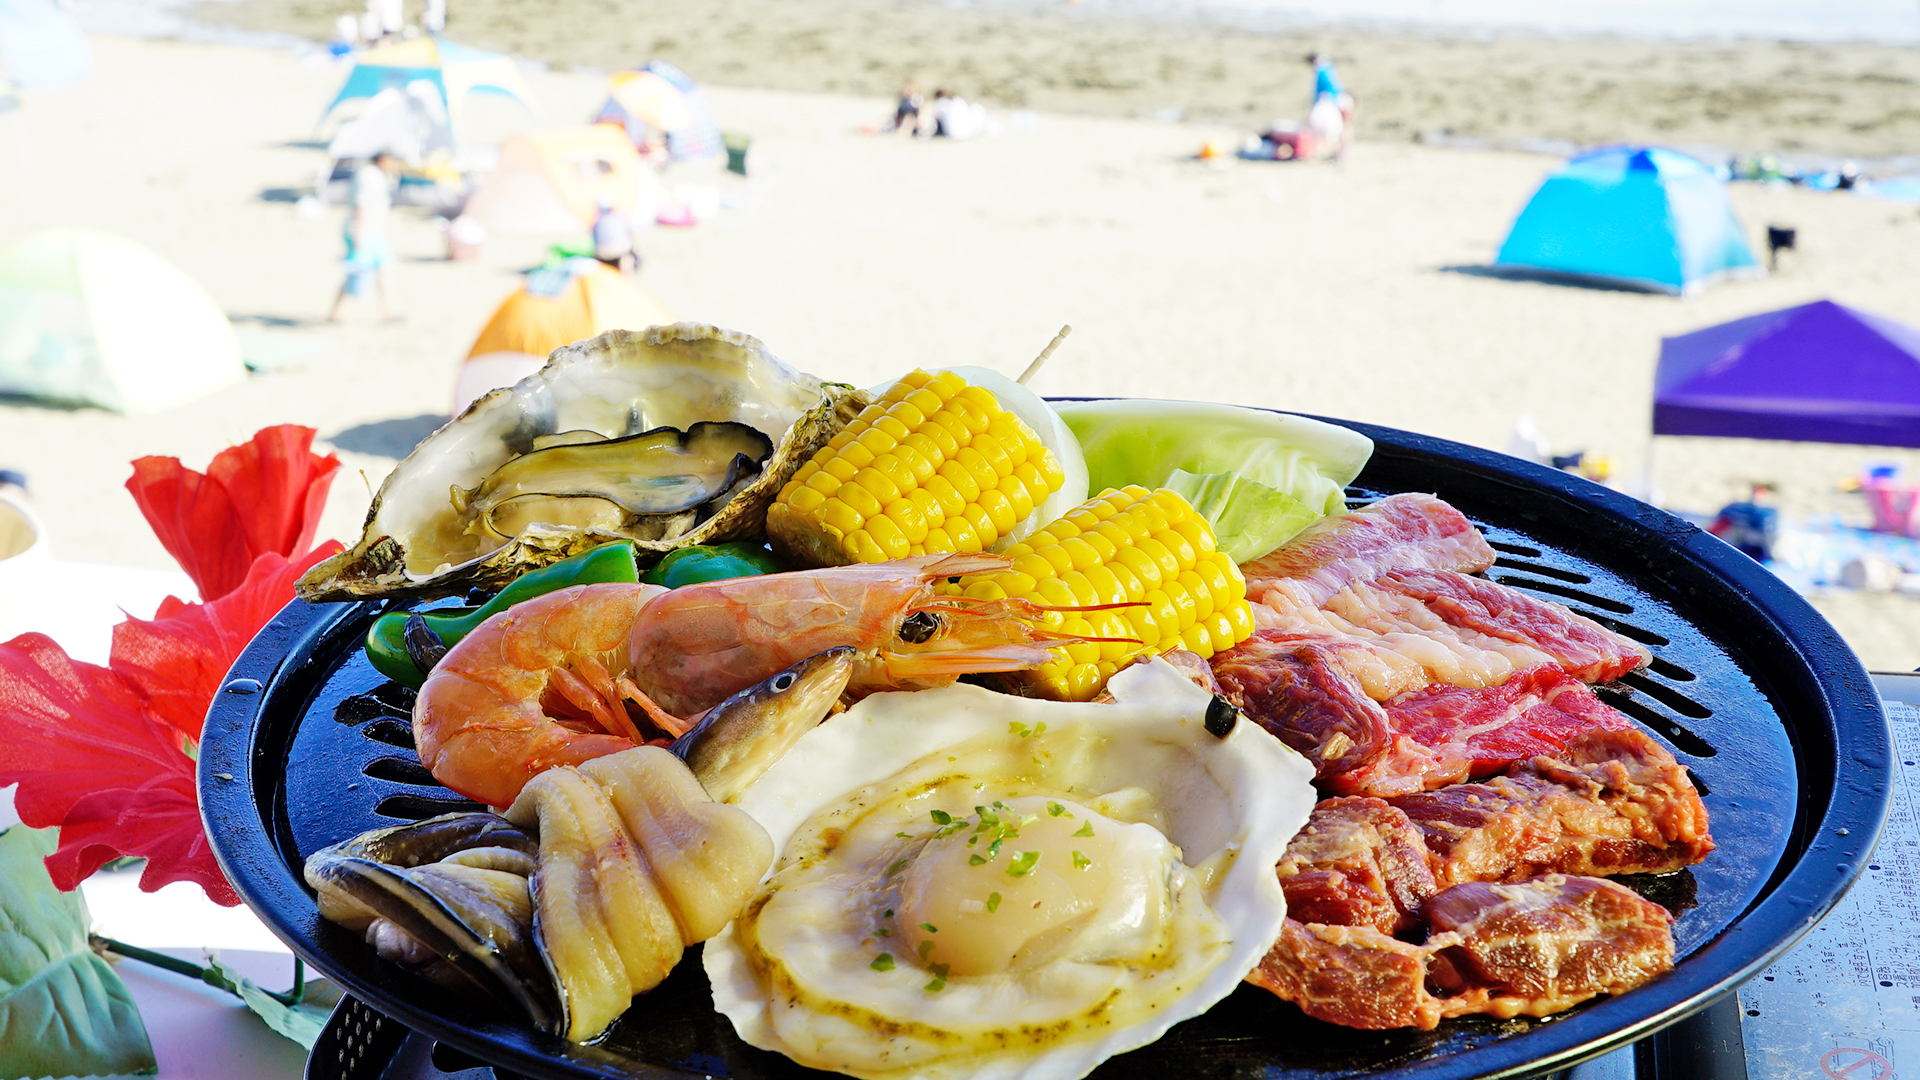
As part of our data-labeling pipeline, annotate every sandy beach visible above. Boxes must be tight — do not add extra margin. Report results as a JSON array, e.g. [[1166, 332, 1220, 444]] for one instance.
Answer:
[[3, 29, 1919, 669], [200, 0, 1920, 161]]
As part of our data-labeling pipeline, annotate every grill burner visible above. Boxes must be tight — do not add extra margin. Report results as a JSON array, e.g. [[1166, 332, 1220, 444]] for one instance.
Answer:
[[204, 413, 1891, 1080]]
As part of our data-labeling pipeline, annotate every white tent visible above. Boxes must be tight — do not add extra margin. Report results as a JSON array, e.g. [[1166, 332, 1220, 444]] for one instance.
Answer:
[[0, 230, 246, 413]]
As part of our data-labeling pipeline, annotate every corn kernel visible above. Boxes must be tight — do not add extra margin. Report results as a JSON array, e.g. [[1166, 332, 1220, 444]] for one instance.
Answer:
[[785, 485, 828, 514], [866, 515, 910, 559], [849, 530, 888, 564], [885, 498, 928, 544], [851, 466, 901, 506], [839, 483, 883, 519]]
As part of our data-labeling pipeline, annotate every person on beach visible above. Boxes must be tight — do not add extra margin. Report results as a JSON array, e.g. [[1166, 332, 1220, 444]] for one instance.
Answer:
[[893, 80, 925, 135], [1305, 52, 1353, 161], [329, 151, 402, 323], [592, 195, 640, 275]]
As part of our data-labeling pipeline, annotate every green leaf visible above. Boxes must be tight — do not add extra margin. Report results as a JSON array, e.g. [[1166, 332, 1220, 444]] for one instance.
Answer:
[[1056, 399, 1374, 556], [206, 955, 343, 1051], [1162, 470, 1320, 564], [0, 826, 155, 1079]]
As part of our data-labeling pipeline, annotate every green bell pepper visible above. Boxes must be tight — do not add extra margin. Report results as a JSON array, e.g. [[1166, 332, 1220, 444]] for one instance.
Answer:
[[641, 542, 784, 589], [365, 542, 640, 688]]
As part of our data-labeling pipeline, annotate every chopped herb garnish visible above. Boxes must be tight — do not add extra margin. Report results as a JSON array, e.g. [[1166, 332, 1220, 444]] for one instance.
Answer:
[[930, 809, 953, 826], [1006, 851, 1041, 878], [888, 859, 910, 876], [921, 923, 938, 934], [987, 837, 1005, 858], [884, 909, 893, 918], [925, 963, 950, 992], [1073, 850, 1092, 870], [871, 954, 895, 971], [896, 832, 914, 839], [1033, 722, 1047, 736], [1073, 820, 1095, 837], [987, 892, 1002, 913], [974, 781, 985, 790], [918, 940, 936, 960], [969, 853, 987, 866], [876, 928, 890, 937], [1047, 802, 1067, 817]]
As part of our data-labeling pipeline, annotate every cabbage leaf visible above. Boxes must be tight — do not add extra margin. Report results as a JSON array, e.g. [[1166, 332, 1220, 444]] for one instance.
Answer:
[[1056, 401, 1372, 561]]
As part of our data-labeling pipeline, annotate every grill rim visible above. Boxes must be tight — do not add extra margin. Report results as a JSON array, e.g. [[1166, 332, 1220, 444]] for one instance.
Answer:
[[199, 408, 1893, 1080]]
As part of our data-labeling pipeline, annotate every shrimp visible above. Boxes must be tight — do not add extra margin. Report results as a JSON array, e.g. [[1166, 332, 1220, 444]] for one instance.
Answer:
[[625, 551, 1064, 717], [413, 582, 669, 808], [414, 553, 1074, 807]]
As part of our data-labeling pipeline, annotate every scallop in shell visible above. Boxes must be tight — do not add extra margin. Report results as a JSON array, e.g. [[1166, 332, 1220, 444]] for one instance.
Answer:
[[298, 324, 868, 601], [705, 657, 1318, 1080]]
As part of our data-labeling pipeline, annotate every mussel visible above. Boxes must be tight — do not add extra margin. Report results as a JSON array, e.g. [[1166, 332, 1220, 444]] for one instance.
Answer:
[[303, 813, 558, 1030]]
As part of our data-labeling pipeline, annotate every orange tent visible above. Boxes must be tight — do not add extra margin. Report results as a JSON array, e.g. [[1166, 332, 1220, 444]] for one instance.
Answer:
[[463, 125, 662, 235], [453, 263, 675, 413]]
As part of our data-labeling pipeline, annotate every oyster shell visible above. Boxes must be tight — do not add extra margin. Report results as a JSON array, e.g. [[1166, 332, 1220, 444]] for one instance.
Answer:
[[298, 323, 869, 602]]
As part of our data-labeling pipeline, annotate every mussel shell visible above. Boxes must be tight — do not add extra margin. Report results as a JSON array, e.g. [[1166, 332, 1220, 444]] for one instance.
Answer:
[[297, 324, 869, 602], [304, 813, 556, 1030]]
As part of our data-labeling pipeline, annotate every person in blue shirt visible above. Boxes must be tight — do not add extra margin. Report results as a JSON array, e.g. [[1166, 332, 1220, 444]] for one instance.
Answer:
[[1305, 53, 1354, 161]]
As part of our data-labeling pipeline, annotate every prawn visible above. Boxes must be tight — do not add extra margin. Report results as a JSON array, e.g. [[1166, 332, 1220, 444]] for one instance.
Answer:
[[414, 553, 1096, 807]]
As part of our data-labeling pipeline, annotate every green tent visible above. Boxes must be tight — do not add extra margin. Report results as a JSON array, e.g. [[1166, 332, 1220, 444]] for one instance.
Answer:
[[0, 229, 246, 413]]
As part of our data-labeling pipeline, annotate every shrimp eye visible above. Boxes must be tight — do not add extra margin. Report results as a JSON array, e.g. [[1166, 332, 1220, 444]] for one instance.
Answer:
[[898, 611, 942, 644], [772, 672, 796, 692]]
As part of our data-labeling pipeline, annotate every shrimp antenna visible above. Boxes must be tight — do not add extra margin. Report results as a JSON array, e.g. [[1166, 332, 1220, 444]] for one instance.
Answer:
[[1018, 324, 1072, 385], [1036, 600, 1150, 613]]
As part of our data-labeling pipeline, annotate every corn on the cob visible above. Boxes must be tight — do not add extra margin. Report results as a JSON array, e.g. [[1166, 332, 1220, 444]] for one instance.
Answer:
[[952, 486, 1255, 701], [767, 369, 1066, 567]]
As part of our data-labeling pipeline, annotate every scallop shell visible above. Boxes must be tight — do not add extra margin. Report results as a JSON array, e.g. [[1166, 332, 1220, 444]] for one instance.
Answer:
[[298, 324, 868, 602]]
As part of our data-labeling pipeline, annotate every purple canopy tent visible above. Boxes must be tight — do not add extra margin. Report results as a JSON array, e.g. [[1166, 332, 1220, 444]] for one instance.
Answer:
[[1653, 299, 1920, 449]]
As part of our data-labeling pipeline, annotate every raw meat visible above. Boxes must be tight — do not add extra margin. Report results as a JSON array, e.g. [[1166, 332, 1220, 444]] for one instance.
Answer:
[[1249, 875, 1675, 1030], [1241, 492, 1496, 607], [1329, 665, 1637, 797], [1213, 639, 1392, 779], [1378, 569, 1651, 683], [1393, 727, 1716, 885], [1275, 796, 1438, 935]]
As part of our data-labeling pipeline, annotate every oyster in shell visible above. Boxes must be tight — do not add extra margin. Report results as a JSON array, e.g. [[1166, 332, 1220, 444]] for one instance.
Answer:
[[299, 323, 868, 601]]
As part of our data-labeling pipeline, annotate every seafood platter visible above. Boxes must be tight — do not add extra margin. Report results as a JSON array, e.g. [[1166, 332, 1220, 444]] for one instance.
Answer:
[[201, 324, 1891, 1080]]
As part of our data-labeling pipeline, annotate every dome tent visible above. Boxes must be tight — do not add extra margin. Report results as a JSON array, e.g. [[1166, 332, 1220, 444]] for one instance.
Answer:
[[463, 126, 663, 235], [0, 230, 246, 413], [1495, 146, 1761, 295], [453, 260, 675, 413], [323, 35, 536, 127]]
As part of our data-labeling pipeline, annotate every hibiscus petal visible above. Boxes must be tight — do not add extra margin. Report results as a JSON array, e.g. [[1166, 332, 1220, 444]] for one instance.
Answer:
[[205, 426, 342, 565], [124, 456, 242, 602], [109, 544, 342, 742], [0, 634, 237, 903], [46, 773, 241, 907], [123, 425, 342, 602]]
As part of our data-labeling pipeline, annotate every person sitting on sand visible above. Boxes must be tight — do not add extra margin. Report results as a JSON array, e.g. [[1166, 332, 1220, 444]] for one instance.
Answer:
[[931, 89, 986, 140], [1305, 52, 1353, 161], [592, 195, 640, 275], [893, 80, 925, 136]]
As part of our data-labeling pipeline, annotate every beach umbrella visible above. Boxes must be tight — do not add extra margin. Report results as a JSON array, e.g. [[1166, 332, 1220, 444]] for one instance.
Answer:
[[323, 35, 536, 126], [453, 261, 675, 412], [463, 126, 664, 235], [1653, 299, 1920, 448], [0, 230, 246, 413], [1496, 146, 1761, 295], [0, 0, 91, 89], [593, 60, 724, 162]]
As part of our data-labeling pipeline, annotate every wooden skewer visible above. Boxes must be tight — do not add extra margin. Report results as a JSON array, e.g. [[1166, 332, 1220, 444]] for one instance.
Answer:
[[1017, 325, 1072, 385]]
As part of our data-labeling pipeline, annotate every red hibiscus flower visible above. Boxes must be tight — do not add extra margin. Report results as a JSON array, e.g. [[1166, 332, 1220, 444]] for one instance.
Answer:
[[125, 425, 340, 601], [0, 426, 343, 904]]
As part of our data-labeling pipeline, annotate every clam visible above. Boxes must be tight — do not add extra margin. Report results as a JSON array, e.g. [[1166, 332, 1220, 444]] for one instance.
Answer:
[[303, 813, 558, 1031], [298, 324, 869, 602]]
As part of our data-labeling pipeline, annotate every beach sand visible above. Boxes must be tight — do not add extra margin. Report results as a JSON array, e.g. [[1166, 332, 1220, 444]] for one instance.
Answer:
[[201, 0, 1920, 161], [2, 32, 1918, 669]]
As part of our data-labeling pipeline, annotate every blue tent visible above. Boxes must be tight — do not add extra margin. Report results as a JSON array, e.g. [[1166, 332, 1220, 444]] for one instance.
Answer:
[[1495, 146, 1761, 295], [323, 36, 535, 125]]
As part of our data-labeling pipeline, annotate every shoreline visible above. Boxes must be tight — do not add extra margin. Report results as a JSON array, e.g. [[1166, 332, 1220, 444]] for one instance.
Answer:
[[188, 0, 1920, 162]]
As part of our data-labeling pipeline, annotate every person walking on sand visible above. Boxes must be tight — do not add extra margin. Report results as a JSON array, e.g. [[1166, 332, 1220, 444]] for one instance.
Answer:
[[1305, 52, 1353, 161], [329, 151, 403, 323]]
